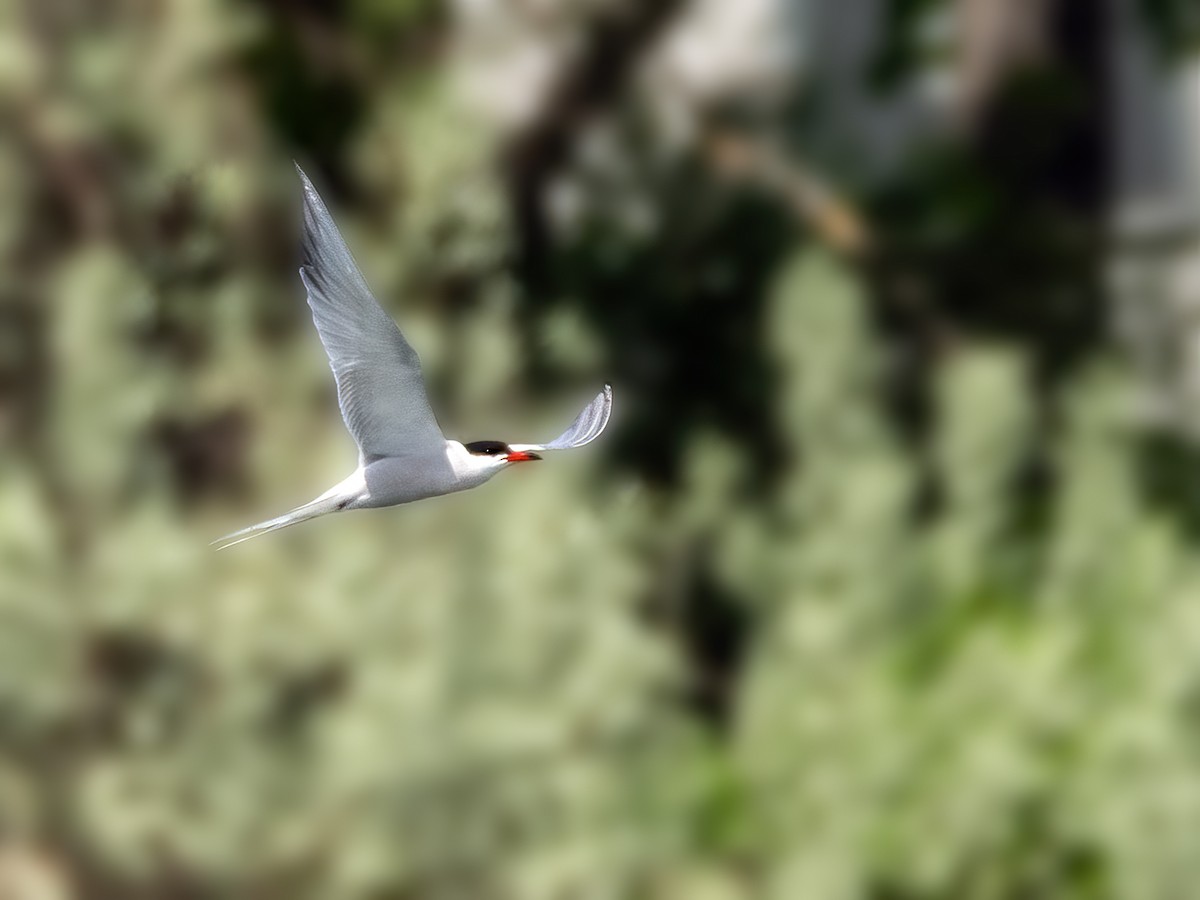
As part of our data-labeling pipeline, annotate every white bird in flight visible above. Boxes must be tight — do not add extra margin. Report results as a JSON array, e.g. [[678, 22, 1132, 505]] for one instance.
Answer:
[[215, 165, 612, 549]]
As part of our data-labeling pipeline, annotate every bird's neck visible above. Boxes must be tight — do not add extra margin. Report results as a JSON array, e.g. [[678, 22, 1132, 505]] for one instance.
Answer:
[[444, 441, 503, 486]]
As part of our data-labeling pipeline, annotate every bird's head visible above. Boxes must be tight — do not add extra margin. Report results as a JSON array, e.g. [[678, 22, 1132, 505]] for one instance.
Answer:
[[462, 440, 542, 470]]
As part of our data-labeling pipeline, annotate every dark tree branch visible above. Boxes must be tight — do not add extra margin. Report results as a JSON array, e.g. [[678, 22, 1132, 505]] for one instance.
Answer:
[[503, 0, 690, 290]]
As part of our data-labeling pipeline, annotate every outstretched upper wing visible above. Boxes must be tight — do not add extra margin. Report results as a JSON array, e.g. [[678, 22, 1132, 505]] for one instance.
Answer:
[[296, 164, 444, 462], [509, 385, 613, 452]]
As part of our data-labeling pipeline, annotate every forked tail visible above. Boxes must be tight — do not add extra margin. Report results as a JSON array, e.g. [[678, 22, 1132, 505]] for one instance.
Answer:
[[212, 493, 347, 551]]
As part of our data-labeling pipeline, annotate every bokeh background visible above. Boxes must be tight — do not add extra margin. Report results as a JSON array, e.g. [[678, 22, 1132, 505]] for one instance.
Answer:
[[3, 0, 1200, 897]]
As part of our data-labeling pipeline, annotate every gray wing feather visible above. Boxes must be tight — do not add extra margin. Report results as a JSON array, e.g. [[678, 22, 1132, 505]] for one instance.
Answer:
[[296, 164, 444, 461], [512, 385, 613, 452]]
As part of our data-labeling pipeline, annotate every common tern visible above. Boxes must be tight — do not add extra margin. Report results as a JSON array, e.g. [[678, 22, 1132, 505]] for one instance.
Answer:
[[214, 166, 612, 550]]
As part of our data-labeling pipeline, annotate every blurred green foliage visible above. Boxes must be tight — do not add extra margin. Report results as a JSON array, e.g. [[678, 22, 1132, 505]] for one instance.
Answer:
[[2, 2, 1200, 899]]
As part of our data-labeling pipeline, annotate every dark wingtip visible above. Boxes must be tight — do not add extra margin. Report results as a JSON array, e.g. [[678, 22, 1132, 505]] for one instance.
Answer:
[[293, 164, 329, 271], [294, 163, 319, 200], [601, 383, 613, 430]]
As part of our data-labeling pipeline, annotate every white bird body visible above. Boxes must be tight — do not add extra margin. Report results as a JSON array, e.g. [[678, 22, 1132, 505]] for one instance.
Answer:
[[348, 442, 516, 510], [214, 166, 612, 549]]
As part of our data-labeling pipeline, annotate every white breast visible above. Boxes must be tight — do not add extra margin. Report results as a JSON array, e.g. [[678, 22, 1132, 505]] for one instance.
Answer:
[[353, 441, 502, 509]]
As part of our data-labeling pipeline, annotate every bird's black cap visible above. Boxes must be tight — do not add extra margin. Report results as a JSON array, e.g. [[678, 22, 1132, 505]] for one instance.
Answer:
[[465, 440, 511, 456], [464, 440, 541, 461]]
